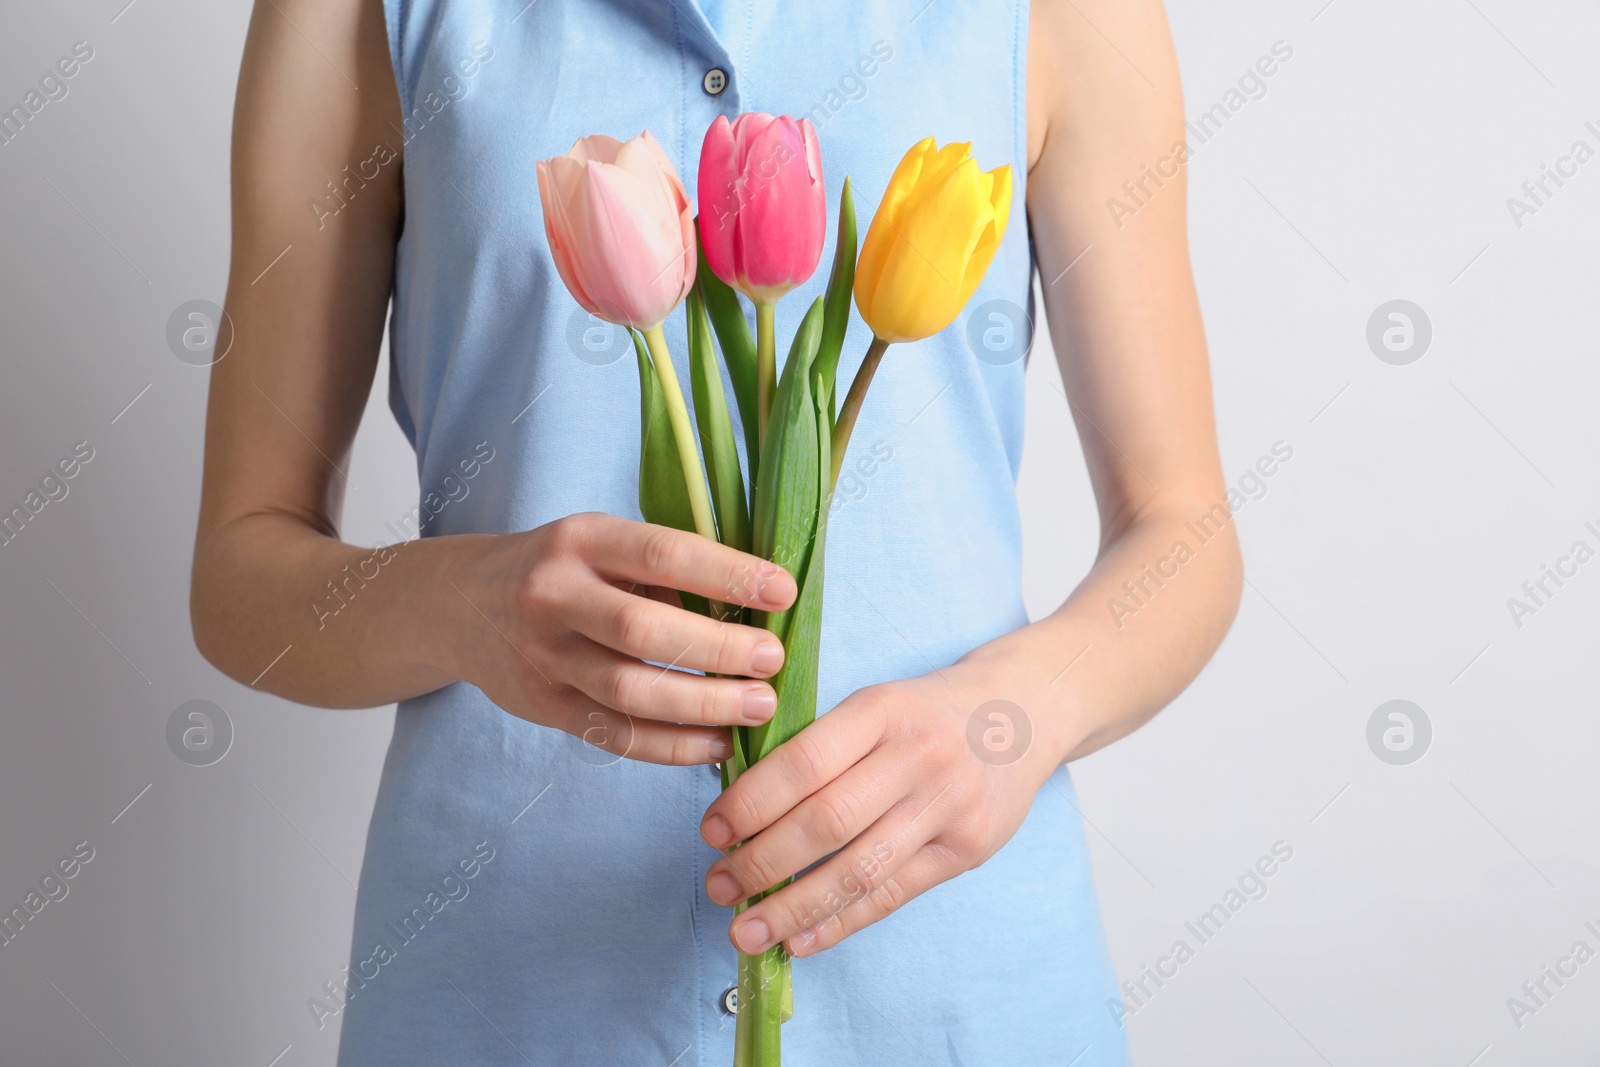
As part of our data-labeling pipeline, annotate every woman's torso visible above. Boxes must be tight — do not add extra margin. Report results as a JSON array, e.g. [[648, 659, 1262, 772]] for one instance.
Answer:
[[336, 2, 1128, 1063]]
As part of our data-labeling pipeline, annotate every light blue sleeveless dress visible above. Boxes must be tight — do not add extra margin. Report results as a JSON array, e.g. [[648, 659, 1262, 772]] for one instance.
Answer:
[[338, 2, 1130, 1063]]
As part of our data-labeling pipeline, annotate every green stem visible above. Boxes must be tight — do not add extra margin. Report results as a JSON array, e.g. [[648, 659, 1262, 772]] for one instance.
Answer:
[[755, 302, 776, 447], [829, 336, 890, 490], [734, 943, 786, 1066], [643, 325, 718, 543]]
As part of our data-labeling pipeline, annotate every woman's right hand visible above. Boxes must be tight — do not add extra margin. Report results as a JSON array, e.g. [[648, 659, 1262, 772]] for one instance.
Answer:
[[191, 5, 791, 755], [436, 512, 796, 767]]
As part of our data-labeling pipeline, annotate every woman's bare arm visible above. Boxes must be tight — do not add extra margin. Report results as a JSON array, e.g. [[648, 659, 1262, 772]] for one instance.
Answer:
[[192, 0, 794, 764], [972, 0, 1244, 759]]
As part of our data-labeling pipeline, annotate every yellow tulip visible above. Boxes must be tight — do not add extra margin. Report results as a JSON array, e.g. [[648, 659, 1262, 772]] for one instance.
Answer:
[[853, 137, 1013, 344]]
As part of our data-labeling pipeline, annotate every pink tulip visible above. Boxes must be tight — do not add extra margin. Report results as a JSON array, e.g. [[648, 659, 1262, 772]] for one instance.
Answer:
[[698, 113, 826, 303], [536, 131, 697, 330]]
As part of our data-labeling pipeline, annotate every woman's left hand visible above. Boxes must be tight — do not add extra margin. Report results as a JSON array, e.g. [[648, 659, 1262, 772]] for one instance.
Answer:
[[698, 659, 1070, 957]]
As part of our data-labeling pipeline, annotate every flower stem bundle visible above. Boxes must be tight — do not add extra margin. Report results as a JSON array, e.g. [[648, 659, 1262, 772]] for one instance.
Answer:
[[537, 120, 1011, 1066]]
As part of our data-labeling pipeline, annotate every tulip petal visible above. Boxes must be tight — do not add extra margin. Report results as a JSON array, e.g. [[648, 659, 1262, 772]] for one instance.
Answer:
[[863, 156, 989, 342], [853, 137, 937, 326], [538, 156, 602, 317], [954, 164, 1013, 311], [698, 116, 740, 285]]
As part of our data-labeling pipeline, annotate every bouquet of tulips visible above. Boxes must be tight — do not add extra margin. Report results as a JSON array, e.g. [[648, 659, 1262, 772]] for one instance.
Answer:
[[537, 115, 1011, 1065]]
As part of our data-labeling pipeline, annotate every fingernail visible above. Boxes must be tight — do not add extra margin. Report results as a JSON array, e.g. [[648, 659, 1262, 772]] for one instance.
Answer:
[[757, 561, 781, 580], [733, 917, 770, 953], [702, 814, 733, 849], [707, 870, 740, 905], [741, 686, 776, 723], [750, 641, 784, 677], [709, 736, 733, 762], [789, 927, 817, 955]]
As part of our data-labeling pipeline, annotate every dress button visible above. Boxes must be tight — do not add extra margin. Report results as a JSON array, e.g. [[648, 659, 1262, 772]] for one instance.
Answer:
[[703, 68, 728, 96], [721, 986, 740, 1014], [708, 760, 722, 779]]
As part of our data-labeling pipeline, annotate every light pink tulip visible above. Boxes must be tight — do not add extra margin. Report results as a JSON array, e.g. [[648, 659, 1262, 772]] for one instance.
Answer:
[[536, 131, 697, 330], [697, 113, 826, 303]]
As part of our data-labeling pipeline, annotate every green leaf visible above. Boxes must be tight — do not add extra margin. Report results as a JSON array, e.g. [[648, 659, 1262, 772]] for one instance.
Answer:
[[745, 301, 826, 759], [750, 300, 825, 615], [695, 232, 760, 475], [687, 287, 751, 554], [633, 328, 711, 617], [814, 177, 858, 421], [747, 380, 832, 763]]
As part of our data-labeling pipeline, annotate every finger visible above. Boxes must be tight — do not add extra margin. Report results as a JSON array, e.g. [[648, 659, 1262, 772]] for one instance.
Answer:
[[584, 514, 796, 611], [558, 701, 734, 767], [704, 750, 908, 907], [570, 584, 785, 679], [724, 811, 935, 956], [564, 636, 777, 727], [784, 843, 962, 957], [699, 698, 886, 850]]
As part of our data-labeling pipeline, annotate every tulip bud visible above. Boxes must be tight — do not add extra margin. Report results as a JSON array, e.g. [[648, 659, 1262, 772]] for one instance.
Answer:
[[697, 113, 827, 304], [536, 131, 697, 330], [853, 138, 1012, 344]]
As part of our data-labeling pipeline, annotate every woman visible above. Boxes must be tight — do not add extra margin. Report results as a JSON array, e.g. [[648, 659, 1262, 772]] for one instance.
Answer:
[[192, 0, 1240, 1063]]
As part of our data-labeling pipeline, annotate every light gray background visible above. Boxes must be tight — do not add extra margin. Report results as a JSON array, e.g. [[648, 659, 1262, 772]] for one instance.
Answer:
[[2, 0, 1596, 1064]]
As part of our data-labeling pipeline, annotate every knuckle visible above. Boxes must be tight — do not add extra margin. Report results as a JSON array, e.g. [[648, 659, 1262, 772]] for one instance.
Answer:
[[774, 895, 817, 936], [666, 730, 699, 766], [804, 791, 858, 847], [913, 722, 960, 767], [612, 601, 657, 654], [732, 847, 782, 894], [926, 838, 971, 875], [866, 875, 909, 917], [711, 621, 743, 674], [640, 526, 681, 578], [605, 664, 645, 712], [785, 733, 831, 790], [694, 678, 727, 726], [545, 513, 587, 554], [732, 787, 766, 835]]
